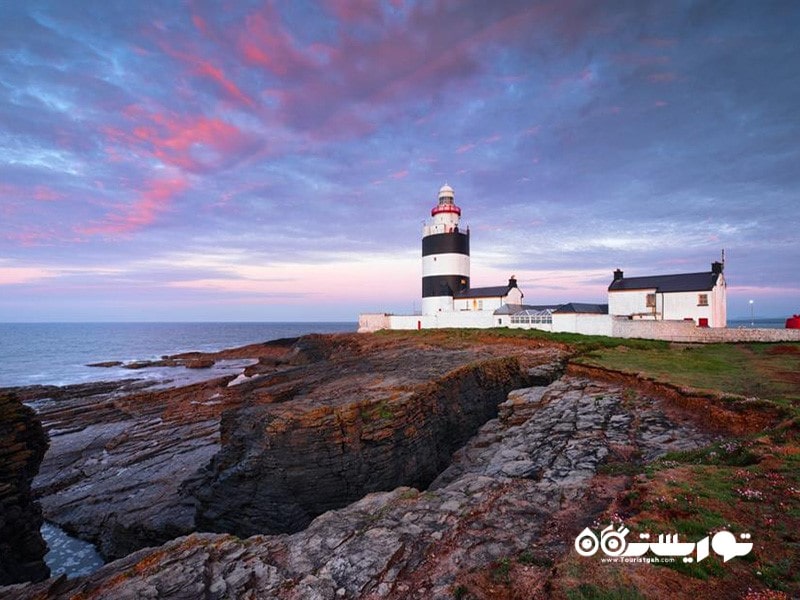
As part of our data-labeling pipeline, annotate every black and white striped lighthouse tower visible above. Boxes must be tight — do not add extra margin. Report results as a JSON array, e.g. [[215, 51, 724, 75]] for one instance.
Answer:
[[421, 184, 470, 314]]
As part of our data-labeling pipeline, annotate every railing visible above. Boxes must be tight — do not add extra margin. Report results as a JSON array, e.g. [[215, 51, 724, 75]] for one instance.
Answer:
[[423, 223, 470, 236]]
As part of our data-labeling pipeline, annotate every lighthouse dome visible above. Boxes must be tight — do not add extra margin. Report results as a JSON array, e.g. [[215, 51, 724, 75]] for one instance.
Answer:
[[438, 184, 455, 202]]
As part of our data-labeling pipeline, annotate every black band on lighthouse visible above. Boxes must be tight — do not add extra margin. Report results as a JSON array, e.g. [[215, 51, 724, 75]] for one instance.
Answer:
[[422, 232, 469, 257], [422, 275, 470, 298]]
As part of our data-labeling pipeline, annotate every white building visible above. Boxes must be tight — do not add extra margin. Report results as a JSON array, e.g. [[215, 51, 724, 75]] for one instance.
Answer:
[[453, 280, 524, 313], [607, 263, 727, 327], [357, 184, 730, 338]]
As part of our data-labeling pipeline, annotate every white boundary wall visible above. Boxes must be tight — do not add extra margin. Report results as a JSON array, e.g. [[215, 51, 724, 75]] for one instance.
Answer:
[[553, 313, 613, 336], [359, 312, 800, 342]]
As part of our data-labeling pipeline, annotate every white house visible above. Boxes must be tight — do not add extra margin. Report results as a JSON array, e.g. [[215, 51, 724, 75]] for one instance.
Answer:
[[607, 262, 727, 327], [453, 277, 524, 312]]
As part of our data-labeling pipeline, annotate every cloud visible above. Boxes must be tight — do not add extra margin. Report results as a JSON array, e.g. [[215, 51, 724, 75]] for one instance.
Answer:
[[106, 108, 261, 173], [238, 8, 316, 76], [78, 177, 187, 236], [0, 265, 57, 285]]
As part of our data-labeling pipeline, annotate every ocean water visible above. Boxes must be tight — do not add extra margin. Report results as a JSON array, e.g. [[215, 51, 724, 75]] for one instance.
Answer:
[[727, 318, 789, 330], [41, 522, 105, 579], [0, 322, 356, 388]]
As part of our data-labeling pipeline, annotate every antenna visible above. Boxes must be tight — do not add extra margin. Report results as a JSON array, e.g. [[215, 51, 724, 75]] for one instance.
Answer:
[[721, 248, 725, 266]]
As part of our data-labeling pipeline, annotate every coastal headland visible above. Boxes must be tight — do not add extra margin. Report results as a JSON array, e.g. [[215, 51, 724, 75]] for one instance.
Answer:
[[1, 330, 798, 599]]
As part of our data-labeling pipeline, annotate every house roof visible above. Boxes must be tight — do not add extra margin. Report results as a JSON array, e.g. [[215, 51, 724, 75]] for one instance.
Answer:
[[553, 303, 609, 314], [455, 285, 513, 299], [608, 272, 720, 293]]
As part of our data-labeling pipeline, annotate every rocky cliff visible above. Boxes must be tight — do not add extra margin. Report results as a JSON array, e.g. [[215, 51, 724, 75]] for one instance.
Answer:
[[189, 335, 547, 537], [0, 392, 50, 585], [6, 331, 791, 599], [1, 372, 719, 599], [22, 332, 562, 560]]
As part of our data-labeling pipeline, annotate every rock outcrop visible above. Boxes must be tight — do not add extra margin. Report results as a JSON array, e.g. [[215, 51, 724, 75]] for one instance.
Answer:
[[25, 333, 562, 560], [1, 374, 715, 599], [190, 352, 536, 537], [30, 375, 248, 560], [0, 392, 50, 585]]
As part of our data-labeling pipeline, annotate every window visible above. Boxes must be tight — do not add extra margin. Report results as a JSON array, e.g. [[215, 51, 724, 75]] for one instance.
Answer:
[[646, 293, 656, 308], [698, 294, 708, 306]]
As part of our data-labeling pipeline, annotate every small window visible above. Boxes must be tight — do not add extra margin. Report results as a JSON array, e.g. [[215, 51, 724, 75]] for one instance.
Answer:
[[478, 300, 483, 310], [698, 294, 708, 306], [646, 293, 656, 308]]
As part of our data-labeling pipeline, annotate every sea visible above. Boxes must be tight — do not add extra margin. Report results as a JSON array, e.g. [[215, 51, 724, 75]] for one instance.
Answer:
[[727, 318, 789, 330], [0, 321, 355, 579], [0, 321, 356, 388]]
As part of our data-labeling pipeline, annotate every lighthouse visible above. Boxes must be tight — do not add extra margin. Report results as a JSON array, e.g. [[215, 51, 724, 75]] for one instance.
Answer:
[[421, 184, 470, 315]]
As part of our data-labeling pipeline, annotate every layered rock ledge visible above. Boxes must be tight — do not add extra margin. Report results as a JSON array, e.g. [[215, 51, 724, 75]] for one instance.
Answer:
[[3, 371, 717, 599], [20, 333, 562, 561]]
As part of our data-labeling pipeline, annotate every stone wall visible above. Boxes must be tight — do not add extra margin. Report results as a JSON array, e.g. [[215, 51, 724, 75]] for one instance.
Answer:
[[612, 317, 800, 343], [357, 313, 392, 333]]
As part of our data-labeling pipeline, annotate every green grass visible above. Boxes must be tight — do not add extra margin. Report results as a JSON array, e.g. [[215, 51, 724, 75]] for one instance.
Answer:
[[376, 331, 800, 405], [657, 439, 761, 468], [575, 342, 800, 408], [517, 549, 553, 567], [375, 327, 669, 352]]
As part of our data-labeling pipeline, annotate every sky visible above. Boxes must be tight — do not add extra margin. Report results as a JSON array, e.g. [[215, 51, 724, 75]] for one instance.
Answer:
[[1, 0, 798, 322]]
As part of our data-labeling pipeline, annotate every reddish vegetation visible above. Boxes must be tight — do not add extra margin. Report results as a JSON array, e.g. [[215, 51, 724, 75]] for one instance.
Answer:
[[566, 363, 789, 436]]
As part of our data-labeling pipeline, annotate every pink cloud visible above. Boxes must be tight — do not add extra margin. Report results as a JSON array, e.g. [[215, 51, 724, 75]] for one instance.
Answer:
[[107, 108, 258, 173], [456, 143, 477, 154], [3, 228, 60, 247], [33, 186, 63, 201], [78, 177, 187, 236], [647, 72, 678, 83], [195, 60, 255, 107], [550, 68, 595, 91], [151, 28, 255, 108], [322, 0, 384, 24], [0, 266, 56, 285], [192, 13, 209, 36], [389, 169, 408, 180], [239, 9, 314, 76], [238, 3, 547, 141]]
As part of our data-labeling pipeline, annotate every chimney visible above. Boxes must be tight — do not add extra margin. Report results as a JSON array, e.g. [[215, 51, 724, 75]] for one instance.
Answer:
[[613, 269, 624, 281], [711, 261, 723, 274], [508, 275, 518, 288]]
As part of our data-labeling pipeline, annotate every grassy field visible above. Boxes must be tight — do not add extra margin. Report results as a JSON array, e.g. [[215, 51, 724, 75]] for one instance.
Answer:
[[378, 328, 800, 406], [574, 342, 800, 410]]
